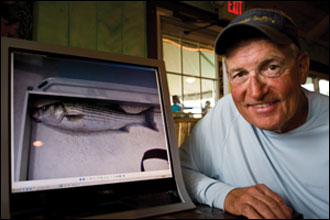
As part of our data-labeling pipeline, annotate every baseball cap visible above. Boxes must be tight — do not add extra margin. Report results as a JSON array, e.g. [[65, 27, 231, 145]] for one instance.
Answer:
[[215, 8, 300, 55]]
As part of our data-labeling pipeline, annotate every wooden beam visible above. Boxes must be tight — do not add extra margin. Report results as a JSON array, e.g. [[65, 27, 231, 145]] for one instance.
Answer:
[[307, 14, 329, 41]]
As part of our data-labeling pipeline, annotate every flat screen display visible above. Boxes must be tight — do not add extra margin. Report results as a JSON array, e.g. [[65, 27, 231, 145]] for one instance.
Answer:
[[1, 37, 194, 219], [12, 52, 172, 192]]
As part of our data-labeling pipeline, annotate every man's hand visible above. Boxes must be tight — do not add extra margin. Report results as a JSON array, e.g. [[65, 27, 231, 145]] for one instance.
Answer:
[[224, 184, 293, 219]]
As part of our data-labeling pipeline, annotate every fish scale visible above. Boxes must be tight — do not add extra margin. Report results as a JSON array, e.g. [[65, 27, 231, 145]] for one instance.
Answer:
[[65, 103, 142, 121]]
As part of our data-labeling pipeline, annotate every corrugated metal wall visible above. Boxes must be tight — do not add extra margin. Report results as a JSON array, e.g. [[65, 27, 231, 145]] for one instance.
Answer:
[[34, 1, 147, 57]]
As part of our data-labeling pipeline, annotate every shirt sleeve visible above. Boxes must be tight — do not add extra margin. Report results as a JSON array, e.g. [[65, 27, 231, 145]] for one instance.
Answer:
[[179, 122, 236, 210]]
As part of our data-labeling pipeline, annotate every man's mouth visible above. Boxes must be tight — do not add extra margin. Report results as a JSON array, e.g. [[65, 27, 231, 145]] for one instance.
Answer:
[[252, 103, 273, 108], [249, 100, 279, 107], [248, 100, 280, 112]]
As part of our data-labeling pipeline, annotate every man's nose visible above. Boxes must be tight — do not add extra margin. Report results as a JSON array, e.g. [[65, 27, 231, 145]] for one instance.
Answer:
[[248, 75, 268, 100]]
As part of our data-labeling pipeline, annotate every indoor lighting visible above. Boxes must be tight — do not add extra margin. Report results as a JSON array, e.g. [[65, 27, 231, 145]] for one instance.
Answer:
[[186, 77, 196, 84]]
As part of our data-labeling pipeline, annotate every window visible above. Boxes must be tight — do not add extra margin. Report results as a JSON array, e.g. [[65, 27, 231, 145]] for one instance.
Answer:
[[302, 76, 329, 96], [302, 77, 315, 92], [319, 79, 329, 96], [162, 35, 218, 118]]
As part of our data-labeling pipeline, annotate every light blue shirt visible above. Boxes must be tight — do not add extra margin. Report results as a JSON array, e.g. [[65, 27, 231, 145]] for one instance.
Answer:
[[180, 89, 329, 219]]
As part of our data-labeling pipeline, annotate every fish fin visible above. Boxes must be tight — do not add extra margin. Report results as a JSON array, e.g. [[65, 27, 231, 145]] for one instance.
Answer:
[[65, 114, 84, 121], [142, 107, 159, 132]]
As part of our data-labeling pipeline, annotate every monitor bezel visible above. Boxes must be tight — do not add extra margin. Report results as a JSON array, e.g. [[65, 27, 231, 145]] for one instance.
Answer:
[[1, 37, 195, 219]]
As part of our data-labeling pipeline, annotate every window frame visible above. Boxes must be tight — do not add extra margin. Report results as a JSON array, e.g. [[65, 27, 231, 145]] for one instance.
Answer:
[[162, 34, 219, 117]]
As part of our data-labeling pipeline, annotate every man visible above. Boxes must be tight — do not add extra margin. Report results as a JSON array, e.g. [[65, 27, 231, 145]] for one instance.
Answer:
[[202, 100, 211, 116], [180, 9, 329, 219], [171, 95, 183, 112]]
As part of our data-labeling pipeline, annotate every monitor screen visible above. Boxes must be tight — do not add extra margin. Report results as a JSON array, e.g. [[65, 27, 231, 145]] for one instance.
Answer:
[[1, 37, 194, 219]]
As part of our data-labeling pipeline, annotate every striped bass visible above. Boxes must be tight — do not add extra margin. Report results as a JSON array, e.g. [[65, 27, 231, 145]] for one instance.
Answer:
[[31, 102, 159, 132]]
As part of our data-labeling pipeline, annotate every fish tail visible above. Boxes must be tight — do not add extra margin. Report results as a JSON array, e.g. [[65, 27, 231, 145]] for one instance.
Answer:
[[142, 107, 158, 132]]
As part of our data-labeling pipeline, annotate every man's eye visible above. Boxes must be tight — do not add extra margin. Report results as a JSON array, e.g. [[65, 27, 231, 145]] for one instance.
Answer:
[[233, 72, 245, 78], [268, 65, 278, 70], [264, 64, 284, 78]]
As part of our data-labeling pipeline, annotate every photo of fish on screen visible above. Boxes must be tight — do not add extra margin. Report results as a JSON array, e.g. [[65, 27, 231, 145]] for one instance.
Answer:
[[12, 51, 172, 191]]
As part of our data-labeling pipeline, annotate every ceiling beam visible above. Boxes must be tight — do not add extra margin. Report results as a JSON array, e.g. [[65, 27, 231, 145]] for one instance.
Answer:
[[307, 14, 329, 41]]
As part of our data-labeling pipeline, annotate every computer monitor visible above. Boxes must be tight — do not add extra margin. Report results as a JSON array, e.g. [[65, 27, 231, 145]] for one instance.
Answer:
[[1, 37, 195, 219]]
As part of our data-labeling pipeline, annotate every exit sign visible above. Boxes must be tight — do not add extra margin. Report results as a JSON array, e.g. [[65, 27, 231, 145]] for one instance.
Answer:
[[228, 1, 243, 15], [218, 1, 245, 21]]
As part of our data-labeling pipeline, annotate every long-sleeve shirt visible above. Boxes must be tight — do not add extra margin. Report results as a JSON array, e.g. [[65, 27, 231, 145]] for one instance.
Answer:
[[179, 89, 329, 219]]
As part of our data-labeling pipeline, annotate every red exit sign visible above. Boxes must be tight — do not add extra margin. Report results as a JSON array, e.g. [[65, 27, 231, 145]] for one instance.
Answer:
[[228, 1, 243, 15], [218, 1, 245, 21]]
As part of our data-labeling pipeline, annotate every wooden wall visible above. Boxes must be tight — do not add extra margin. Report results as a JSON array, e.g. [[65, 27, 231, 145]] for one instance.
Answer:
[[34, 1, 147, 57]]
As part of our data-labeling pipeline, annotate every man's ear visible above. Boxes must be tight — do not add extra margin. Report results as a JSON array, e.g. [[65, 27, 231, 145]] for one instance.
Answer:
[[297, 52, 310, 85]]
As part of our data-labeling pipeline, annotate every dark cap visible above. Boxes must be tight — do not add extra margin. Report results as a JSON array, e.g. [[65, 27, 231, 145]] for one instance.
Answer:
[[215, 9, 300, 55]]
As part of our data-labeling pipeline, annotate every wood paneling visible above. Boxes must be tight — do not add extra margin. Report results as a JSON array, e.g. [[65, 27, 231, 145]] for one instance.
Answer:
[[70, 1, 97, 50], [35, 1, 69, 46], [98, 1, 123, 54], [34, 1, 147, 57]]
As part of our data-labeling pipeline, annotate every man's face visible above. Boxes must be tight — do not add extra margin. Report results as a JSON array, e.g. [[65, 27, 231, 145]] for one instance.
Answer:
[[225, 39, 309, 133]]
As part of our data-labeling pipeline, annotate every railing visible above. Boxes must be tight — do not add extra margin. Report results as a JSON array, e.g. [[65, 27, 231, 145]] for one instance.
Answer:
[[173, 117, 200, 147]]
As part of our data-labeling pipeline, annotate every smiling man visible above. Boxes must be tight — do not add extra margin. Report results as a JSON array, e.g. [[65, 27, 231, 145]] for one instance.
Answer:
[[180, 9, 329, 219], [226, 39, 309, 134]]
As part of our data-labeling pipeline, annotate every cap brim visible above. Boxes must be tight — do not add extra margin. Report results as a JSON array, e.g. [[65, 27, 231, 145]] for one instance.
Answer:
[[215, 23, 293, 55]]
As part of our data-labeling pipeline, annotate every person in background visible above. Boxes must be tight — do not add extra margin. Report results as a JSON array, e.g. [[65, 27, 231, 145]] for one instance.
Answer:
[[180, 8, 329, 219], [171, 95, 183, 112], [202, 100, 211, 117]]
